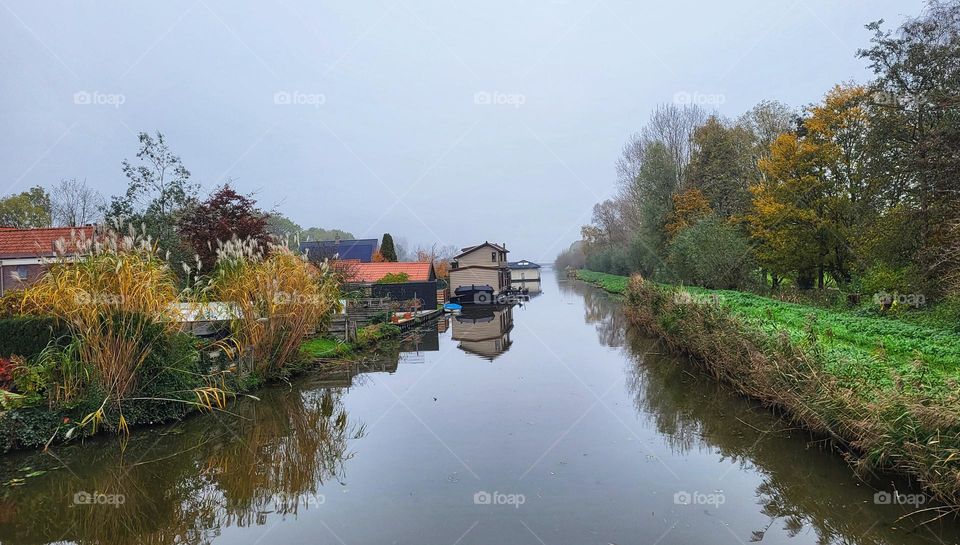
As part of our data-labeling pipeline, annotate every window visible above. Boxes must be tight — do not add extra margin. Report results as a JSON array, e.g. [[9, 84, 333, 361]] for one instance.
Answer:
[[491, 251, 497, 262], [15, 265, 29, 281]]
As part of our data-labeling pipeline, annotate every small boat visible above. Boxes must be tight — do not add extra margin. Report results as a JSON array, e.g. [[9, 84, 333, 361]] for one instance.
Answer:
[[443, 303, 463, 314], [450, 284, 495, 305]]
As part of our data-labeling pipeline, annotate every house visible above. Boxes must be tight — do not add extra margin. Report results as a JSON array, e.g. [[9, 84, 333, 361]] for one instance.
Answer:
[[347, 261, 438, 310], [0, 226, 95, 295], [508, 260, 541, 284], [300, 238, 379, 263], [448, 242, 512, 301]]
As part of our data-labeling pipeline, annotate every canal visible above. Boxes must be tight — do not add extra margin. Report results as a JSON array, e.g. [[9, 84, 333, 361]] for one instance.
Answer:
[[1, 270, 957, 544]]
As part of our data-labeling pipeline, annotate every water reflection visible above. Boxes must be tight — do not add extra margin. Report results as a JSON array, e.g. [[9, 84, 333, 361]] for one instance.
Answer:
[[0, 381, 361, 545], [450, 306, 515, 360], [5, 277, 960, 545], [560, 277, 960, 545]]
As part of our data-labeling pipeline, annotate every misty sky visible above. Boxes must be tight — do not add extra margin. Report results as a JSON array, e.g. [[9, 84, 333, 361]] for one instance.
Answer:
[[0, 0, 925, 262]]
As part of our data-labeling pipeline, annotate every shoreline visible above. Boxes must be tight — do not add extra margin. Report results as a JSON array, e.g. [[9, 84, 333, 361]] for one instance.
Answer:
[[0, 322, 406, 453], [574, 269, 960, 509]]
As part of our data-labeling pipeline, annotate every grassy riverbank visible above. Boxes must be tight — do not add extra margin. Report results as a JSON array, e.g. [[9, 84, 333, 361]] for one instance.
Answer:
[[0, 322, 402, 453], [575, 269, 960, 506]]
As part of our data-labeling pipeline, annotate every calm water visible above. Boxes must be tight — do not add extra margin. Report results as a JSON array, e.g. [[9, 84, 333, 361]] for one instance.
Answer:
[[1, 270, 958, 545]]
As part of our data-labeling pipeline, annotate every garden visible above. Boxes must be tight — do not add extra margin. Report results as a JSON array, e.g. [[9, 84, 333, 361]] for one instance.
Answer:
[[0, 227, 364, 451]]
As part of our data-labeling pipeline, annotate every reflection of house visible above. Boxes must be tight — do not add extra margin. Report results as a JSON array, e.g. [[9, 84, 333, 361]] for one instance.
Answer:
[[508, 259, 541, 290], [448, 242, 511, 300], [0, 226, 95, 295], [300, 238, 378, 262], [451, 306, 514, 360]]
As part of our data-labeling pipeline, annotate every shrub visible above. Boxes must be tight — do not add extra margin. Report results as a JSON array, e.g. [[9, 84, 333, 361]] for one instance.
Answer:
[[0, 316, 67, 358], [376, 272, 409, 284], [859, 263, 927, 298], [585, 245, 632, 276], [667, 216, 756, 289]]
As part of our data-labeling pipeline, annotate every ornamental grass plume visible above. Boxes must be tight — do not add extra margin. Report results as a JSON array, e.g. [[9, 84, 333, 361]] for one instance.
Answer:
[[17, 226, 185, 431], [206, 237, 340, 378]]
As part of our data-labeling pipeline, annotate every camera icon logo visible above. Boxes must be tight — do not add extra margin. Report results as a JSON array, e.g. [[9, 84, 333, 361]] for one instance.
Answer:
[[474, 491, 492, 505], [673, 491, 692, 505], [874, 491, 892, 504]]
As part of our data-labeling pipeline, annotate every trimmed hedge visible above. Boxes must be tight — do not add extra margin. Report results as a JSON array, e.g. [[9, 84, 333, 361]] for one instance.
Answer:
[[0, 317, 68, 358]]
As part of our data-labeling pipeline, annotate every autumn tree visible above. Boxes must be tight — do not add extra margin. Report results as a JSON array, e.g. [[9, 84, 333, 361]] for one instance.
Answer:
[[747, 85, 875, 288], [179, 184, 269, 271], [665, 189, 712, 239]]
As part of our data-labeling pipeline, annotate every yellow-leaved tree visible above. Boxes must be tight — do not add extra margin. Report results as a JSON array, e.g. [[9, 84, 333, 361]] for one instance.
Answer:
[[745, 84, 875, 289]]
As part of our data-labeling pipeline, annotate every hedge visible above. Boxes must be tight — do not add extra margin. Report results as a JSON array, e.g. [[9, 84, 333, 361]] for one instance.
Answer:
[[0, 316, 68, 358]]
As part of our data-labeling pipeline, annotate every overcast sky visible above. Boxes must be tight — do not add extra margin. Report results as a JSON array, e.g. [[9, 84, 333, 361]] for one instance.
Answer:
[[0, 0, 925, 261]]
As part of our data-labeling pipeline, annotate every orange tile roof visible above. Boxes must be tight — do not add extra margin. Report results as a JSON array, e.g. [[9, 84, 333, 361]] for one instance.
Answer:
[[0, 226, 95, 258], [350, 262, 434, 283]]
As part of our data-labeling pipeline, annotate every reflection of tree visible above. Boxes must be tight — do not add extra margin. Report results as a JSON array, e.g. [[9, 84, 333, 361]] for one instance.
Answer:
[[577, 282, 958, 545], [0, 382, 361, 545], [565, 280, 627, 348]]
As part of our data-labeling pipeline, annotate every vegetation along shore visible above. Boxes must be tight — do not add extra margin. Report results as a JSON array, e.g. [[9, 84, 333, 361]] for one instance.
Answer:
[[576, 269, 960, 508], [0, 228, 405, 452]]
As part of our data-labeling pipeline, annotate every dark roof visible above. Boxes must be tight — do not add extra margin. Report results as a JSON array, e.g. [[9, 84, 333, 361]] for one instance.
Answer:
[[300, 238, 378, 262], [508, 260, 540, 269], [456, 241, 507, 258]]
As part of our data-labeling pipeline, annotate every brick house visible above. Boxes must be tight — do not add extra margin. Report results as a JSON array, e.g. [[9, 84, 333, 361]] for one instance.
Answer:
[[0, 226, 95, 295]]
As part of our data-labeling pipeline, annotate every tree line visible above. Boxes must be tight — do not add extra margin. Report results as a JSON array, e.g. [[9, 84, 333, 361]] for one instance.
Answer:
[[560, 0, 960, 300], [0, 131, 459, 280]]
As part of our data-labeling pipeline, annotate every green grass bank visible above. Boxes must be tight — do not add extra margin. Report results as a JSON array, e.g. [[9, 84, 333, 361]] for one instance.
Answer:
[[575, 269, 960, 506]]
